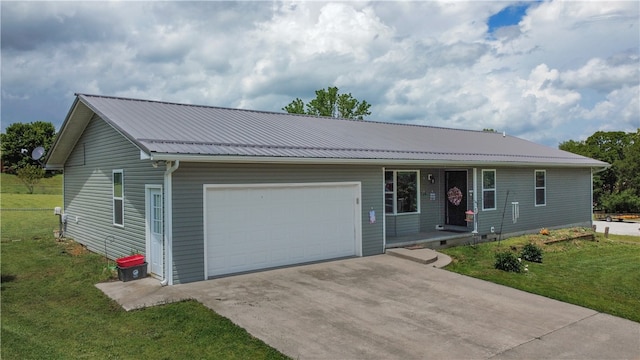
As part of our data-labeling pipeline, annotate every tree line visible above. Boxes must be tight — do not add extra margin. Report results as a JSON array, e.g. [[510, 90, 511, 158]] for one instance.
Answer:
[[560, 130, 640, 213]]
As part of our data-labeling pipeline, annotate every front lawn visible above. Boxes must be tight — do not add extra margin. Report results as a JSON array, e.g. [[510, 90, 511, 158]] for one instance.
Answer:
[[1, 239, 288, 359], [441, 229, 640, 323]]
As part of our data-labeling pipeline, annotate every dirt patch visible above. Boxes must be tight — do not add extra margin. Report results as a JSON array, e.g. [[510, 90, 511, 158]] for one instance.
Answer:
[[519, 227, 595, 245], [63, 240, 90, 256]]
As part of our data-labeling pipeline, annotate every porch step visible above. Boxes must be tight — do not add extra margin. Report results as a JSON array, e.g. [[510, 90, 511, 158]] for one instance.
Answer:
[[386, 248, 440, 266]]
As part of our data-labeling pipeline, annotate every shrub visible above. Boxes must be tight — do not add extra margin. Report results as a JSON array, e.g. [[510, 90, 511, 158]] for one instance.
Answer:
[[601, 189, 640, 213], [494, 251, 523, 273], [521, 243, 543, 263]]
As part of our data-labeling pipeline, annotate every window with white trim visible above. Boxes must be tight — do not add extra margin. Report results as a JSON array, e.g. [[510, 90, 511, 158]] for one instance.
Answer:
[[482, 169, 496, 210], [113, 170, 124, 226], [385, 170, 419, 214], [535, 170, 546, 206]]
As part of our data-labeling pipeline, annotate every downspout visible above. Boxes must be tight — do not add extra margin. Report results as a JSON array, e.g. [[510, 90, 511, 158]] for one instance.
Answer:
[[161, 160, 180, 286], [382, 167, 386, 253]]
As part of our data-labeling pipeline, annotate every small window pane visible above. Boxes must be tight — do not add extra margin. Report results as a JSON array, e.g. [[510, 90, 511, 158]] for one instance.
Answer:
[[483, 171, 495, 189], [536, 171, 545, 187], [153, 193, 162, 234], [536, 188, 545, 205], [114, 199, 123, 225], [483, 190, 496, 209], [397, 171, 417, 213], [385, 171, 394, 192], [113, 172, 123, 197], [385, 193, 394, 214]]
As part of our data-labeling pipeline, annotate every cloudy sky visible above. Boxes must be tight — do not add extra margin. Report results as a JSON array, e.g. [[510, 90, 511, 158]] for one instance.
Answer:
[[1, 1, 639, 147]]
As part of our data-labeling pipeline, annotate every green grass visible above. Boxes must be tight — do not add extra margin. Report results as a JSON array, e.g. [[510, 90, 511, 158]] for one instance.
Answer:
[[0, 176, 63, 242], [441, 230, 640, 322], [1, 193, 62, 208], [1, 194, 63, 242], [1, 171, 287, 359], [0, 173, 63, 194], [1, 239, 289, 359]]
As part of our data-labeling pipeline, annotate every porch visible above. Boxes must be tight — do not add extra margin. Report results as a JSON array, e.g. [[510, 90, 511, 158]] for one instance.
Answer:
[[385, 228, 475, 249]]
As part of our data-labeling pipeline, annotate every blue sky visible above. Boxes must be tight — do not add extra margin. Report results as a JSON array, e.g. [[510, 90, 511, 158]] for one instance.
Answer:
[[488, 3, 531, 34], [1, 1, 638, 147]]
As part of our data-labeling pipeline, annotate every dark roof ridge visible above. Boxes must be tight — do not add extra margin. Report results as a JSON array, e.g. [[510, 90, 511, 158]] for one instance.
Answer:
[[75, 93, 495, 135]]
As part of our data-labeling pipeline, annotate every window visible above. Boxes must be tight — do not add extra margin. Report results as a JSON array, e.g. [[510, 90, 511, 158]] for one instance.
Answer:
[[385, 170, 419, 214], [535, 170, 546, 206], [482, 169, 496, 210], [113, 170, 124, 226]]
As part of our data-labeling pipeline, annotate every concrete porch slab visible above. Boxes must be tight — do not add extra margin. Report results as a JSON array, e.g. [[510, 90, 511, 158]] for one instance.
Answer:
[[385, 247, 452, 267]]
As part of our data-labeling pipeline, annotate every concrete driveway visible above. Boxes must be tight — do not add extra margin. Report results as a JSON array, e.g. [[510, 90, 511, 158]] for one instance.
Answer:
[[593, 220, 640, 237], [98, 255, 640, 359]]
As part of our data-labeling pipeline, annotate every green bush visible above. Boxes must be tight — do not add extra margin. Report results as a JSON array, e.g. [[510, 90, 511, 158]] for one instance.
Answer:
[[494, 251, 523, 273], [600, 189, 640, 213], [521, 243, 543, 263]]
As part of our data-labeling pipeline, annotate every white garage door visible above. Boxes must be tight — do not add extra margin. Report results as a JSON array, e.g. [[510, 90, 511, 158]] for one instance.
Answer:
[[204, 182, 361, 278]]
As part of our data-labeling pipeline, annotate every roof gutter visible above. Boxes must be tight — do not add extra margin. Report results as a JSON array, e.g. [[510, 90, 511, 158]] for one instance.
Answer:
[[147, 153, 607, 169], [592, 164, 611, 173]]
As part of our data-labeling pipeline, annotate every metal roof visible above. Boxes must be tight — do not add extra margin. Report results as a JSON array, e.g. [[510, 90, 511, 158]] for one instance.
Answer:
[[46, 93, 609, 168]]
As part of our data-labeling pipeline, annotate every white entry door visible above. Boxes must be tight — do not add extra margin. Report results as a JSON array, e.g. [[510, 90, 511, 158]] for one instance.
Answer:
[[146, 186, 163, 277], [204, 182, 362, 278]]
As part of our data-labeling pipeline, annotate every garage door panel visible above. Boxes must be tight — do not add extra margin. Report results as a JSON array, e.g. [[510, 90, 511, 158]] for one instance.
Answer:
[[205, 183, 360, 277]]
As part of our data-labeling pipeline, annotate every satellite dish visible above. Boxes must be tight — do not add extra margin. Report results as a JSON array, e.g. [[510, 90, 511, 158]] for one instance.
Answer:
[[31, 147, 45, 161]]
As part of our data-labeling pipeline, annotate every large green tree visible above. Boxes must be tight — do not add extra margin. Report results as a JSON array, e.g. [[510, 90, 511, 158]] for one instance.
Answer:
[[616, 129, 640, 193], [1, 121, 56, 171], [283, 86, 372, 120], [560, 129, 640, 212]]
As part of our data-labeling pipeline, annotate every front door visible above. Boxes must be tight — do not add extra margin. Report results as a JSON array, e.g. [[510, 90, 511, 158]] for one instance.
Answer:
[[445, 171, 467, 226], [146, 187, 163, 277]]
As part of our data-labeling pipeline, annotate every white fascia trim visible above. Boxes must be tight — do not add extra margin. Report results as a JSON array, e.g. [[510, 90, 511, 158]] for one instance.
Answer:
[[148, 153, 604, 168]]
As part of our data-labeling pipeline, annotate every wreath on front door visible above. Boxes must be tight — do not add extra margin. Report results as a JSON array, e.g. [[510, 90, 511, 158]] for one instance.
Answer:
[[447, 187, 463, 206]]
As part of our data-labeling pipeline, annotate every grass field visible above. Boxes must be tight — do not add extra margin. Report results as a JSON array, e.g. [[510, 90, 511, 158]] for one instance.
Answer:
[[441, 230, 640, 322], [0, 173, 63, 194], [1, 194, 63, 242], [1, 174, 63, 241]]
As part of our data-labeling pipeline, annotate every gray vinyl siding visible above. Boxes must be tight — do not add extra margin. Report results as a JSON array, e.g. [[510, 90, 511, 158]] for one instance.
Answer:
[[63, 114, 164, 259], [386, 214, 420, 236], [420, 168, 442, 232], [171, 162, 384, 284], [476, 167, 592, 235]]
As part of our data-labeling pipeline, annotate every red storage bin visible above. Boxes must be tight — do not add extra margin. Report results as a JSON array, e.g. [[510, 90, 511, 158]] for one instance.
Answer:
[[116, 254, 145, 268]]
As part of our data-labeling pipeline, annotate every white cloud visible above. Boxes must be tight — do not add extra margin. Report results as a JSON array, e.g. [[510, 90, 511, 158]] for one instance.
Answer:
[[561, 57, 640, 92], [582, 86, 640, 126], [1, 0, 638, 147]]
